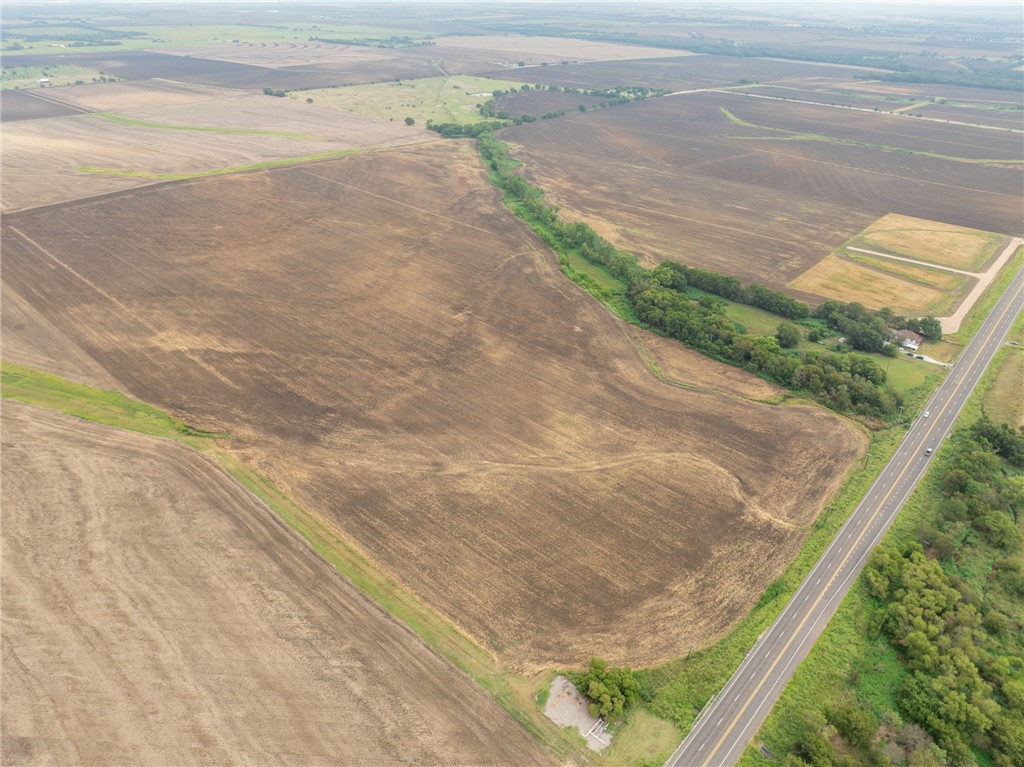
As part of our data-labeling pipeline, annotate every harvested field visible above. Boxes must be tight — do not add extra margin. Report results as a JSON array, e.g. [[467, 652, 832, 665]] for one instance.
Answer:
[[790, 253, 967, 316], [160, 40, 400, 69], [501, 90, 1023, 294], [431, 35, 686, 63], [3, 50, 350, 90], [745, 84, 927, 112], [915, 103, 1024, 131], [718, 92, 1023, 162], [852, 213, 1005, 270], [1, 98, 435, 211], [838, 80, 1024, 108], [0, 283, 122, 391], [496, 89, 607, 118], [1, 401, 549, 767], [157, 42, 598, 84], [0, 88, 85, 122], [39, 78, 246, 112], [1, 141, 865, 670], [487, 55, 870, 92]]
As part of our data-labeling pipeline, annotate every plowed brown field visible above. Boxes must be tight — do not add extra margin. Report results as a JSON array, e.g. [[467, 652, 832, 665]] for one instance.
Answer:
[[502, 90, 1023, 294], [1, 401, 550, 766], [1, 141, 864, 670]]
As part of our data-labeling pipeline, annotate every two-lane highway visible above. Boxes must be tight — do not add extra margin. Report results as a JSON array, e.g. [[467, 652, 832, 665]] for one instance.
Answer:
[[666, 260, 1024, 767]]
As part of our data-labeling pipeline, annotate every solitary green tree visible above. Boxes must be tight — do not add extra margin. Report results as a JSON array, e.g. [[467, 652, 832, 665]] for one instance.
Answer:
[[404, 116, 415, 126], [776, 321, 802, 348]]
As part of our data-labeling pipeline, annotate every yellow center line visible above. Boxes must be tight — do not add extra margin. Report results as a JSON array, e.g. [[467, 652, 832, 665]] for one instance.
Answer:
[[697, 287, 1021, 767]]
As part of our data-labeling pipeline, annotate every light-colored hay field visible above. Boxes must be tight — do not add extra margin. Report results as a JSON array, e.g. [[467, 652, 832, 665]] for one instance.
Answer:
[[852, 213, 1006, 271], [294, 75, 527, 126], [845, 252, 970, 315], [791, 254, 960, 315], [41, 78, 246, 112], [160, 41, 399, 69]]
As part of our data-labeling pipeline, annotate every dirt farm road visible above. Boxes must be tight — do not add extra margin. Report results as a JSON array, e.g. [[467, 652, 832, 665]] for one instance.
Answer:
[[665, 260, 1024, 767]]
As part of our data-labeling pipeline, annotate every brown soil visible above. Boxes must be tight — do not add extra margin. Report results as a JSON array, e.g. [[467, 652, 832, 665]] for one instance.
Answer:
[[1, 140, 865, 670], [0, 89, 85, 122], [1, 400, 551, 767], [628, 327, 784, 402], [0, 282, 123, 391]]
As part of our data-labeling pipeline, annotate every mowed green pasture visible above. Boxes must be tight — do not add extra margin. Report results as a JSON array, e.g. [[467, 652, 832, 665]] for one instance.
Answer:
[[294, 75, 528, 126]]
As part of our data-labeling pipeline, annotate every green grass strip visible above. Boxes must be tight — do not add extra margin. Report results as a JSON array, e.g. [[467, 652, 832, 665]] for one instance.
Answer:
[[1, 361, 218, 443], [78, 147, 371, 180], [95, 112, 323, 140]]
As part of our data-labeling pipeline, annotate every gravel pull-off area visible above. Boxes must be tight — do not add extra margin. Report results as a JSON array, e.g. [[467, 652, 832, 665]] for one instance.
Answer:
[[544, 676, 611, 752], [0, 401, 551, 767]]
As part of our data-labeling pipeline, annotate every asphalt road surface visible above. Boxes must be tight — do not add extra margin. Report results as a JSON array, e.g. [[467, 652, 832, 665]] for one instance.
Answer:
[[666, 261, 1024, 767]]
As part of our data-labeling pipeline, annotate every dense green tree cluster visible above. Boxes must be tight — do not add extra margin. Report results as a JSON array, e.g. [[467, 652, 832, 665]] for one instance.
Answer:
[[877, 309, 943, 343], [815, 301, 894, 354], [309, 35, 428, 48], [425, 120, 509, 138], [632, 281, 900, 416], [857, 68, 1023, 92], [570, 658, 644, 721], [653, 260, 810, 320], [863, 424, 1024, 767], [815, 301, 942, 354]]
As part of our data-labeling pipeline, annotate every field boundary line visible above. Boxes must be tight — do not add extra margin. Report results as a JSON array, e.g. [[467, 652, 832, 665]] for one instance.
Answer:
[[5, 227, 240, 390], [300, 169, 496, 235]]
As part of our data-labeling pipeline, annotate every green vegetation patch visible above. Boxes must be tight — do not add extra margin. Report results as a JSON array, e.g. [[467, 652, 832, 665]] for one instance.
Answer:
[[1, 63, 116, 89], [0, 361, 217, 443], [294, 75, 528, 127]]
